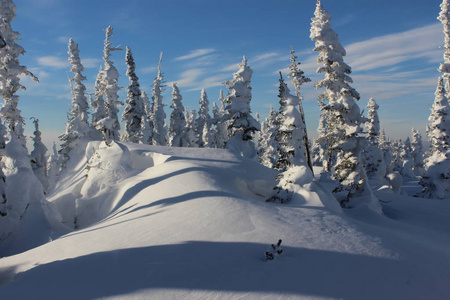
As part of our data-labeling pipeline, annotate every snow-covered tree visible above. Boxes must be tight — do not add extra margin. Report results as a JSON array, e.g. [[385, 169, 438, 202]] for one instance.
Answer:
[[202, 122, 213, 148], [287, 47, 313, 173], [267, 74, 311, 203], [390, 139, 403, 173], [121, 46, 144, 144], [194, 89, 211, 148], [210, 102, 220, 148], [417, 77, 450, 198], [46, 142, 60, 191], [59, 39, 91, 168], [310, 1, 377, 210], [223, 56, 260, 158], [214, 90, 228, 148], [0, 120, 7, 217], [411, 128, 425, 176], [363, 98, 386, 182], [150, 52, 167, 146], [258, 107, 280, 169], [378, 129, 393, 174], [399, 137, 415, 178], [96, 26, 122, 145], [168, 83, 187, 147], [90, 66, 107, 140], [185, 109, 197, 147], [30, 118, 48, 192], [0, 0, 38, 144], [139, 91, 152, 144]]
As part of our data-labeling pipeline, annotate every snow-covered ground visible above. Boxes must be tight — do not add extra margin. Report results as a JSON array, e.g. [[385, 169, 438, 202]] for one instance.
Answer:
[[0, 143, 449, 299]]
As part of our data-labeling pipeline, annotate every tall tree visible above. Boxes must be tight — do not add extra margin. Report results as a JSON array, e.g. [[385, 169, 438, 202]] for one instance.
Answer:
[[90, 66, 107, 141], [0, 120, 7, 217], [267, 73, 310, 203], [258, 107, 280, 169], [310, 0, 377, 210], [96, 26, 122, 145], [288, 47, 313, 173], [59, 39, 91, 167], [214, 90, 228, 148], [0, 0, 38, 144], [223, 56, 260, 158], [194, 89, 211, 148], [411, 128, 425, 176], [121, 46, 144, 143], [364, 98, 386, 182], [30, 118, 48, 192], [150, 52, 167, 146], [168, 83, 187, 147], [185, 109, 197, 147], [139, 91, 153, 144]]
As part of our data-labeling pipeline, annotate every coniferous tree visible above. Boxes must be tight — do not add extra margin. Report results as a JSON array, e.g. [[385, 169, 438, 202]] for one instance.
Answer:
[[151, 52, 167, 146], [202, 122, 213, 148], [194, 89, 211, 148], [96, 26, 122, 145], [139, 91, 153, 144], [210, 102, 220, 148], [30, 118, 48, 192], [310, 0, 377, 209], [258, 107, 280, 169], [91, 66, 107, 140], [417, 77, 450, 198], [364, 98, 386, 182], [223, 56, 260, 158], [121, 46, 144, 143], [214, 90, 228, 148], [411, 128, 425, 176], [400, 137, 415, 178], [168, 83, 187, 147], [390, 139, 403, 173], [288, 47, 313, 173], [0, 120, 7, 217], [185, 109, 197, 147], [267, 73, 311, 203], [0, 0, 38, 145], [0, 1, 47, 245], [46, 142, 60, 191], [378, 129, 393, 174], [59, 39, 91, 167]]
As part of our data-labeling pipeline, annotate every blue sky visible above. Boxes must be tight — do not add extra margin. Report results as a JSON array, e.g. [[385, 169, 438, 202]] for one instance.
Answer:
[[10, 0, 444, 149]]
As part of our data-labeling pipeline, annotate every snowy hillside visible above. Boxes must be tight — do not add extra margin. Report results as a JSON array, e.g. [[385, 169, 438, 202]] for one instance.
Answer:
[[0, 143, 449, 299]]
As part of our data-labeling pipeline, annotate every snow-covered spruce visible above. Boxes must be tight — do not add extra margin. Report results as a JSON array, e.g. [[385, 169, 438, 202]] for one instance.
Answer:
[[185, 109, 197, 148], [363, 98, 386, 183], [121, 46, 145, 144], [378, 129, 393, 174], [30, 118, 49, 192], [139, 91, 153, 144], [310, 0, 360, 175], [223, 56, 260, 158], [0, 120, 7, 217], [90, 66, 107, 140], [411, 128, 425, 176], [168, 83, 188, 147], [416, 77, 450, 198], [267, 74, 311, 203], [399, 137, 415, 179], [213, 90, 228, 149], [150, 52, 167, 146], [0, 0, 38, 144], [258, 107, 280, 169], [59, 39, 91, 168], [310, 1, 378, 210], [96, 26, 122, 145], [194, 89, 211, 148], [287, 47, 313, 173]]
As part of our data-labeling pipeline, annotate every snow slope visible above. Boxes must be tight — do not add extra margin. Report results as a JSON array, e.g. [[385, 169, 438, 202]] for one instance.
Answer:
[[0, 142, 449, 299]]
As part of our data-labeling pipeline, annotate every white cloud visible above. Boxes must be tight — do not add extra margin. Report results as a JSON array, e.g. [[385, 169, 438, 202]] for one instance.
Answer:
[[174, 49, 216, 61], [169, 68, 205, 88], [37, 56, 67, 69], [140, 66, 157, 74], [345, 23, 441, 71]]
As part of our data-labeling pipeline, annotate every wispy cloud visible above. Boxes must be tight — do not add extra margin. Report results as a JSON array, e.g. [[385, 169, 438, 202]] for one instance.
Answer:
[[169, 68, 205, 88], [174, 49, 216, 61], [82, 58, 102, 69], [345, 23, 441, 71], [37, 56, 67, 69]]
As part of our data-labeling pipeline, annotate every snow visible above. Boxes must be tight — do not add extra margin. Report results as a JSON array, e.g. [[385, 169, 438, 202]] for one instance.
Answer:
[[0, 142, 449, 299]]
